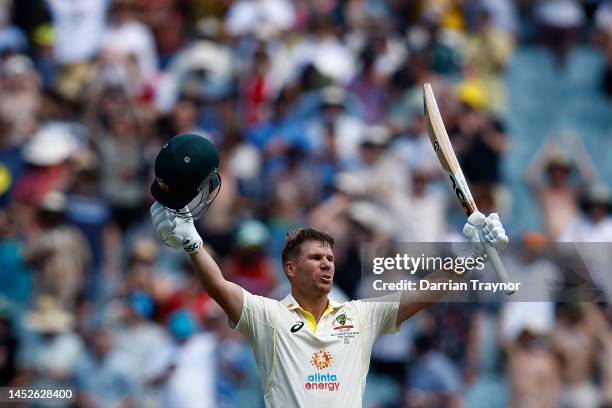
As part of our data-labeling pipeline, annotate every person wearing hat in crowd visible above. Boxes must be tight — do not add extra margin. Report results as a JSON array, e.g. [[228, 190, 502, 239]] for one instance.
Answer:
[[559, 183, 612, 301], [526, 134, 597, 240], [14, 295, 84, 402], [224, 220, 277, 296], [560, 183, 612, 242], [149, 133, 508, 407], [306, 85, 366, 171], [0, 54, 41, 138], [12, 123, 81, 207]]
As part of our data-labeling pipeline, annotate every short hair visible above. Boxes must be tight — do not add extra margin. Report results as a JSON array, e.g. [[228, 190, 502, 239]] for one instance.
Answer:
[[281, 227, 334, 267]]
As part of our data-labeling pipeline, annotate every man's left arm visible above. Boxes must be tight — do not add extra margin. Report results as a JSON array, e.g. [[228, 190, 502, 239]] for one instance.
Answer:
[[395, 211, 509, 327]]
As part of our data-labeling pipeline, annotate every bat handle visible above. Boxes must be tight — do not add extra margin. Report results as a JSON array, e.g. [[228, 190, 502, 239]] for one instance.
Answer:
[[482, 241, 515, 295]]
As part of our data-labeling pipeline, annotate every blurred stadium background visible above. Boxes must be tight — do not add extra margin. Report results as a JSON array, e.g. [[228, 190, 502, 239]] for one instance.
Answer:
[[1, 0, 612, 407]]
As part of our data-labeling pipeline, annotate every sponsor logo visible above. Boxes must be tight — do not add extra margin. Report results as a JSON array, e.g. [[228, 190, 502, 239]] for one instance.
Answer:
[[305, 350, 340, 391], [449, 174, 471, 216], [311, 349, 333, 370], [183, 241, 200, 253], [433, 141, 440, 152], [156, 177, 171, 193], [304, 373, 340, 391], [291, 321, 304, 333]]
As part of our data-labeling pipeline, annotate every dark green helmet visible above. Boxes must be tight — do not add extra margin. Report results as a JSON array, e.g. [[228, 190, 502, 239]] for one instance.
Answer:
[[151, 133, 221, 219]]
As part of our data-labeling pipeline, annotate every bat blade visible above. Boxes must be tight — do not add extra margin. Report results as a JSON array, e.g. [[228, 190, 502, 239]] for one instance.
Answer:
[[423, 83, 477, 216], [422, 83, 514, 295]]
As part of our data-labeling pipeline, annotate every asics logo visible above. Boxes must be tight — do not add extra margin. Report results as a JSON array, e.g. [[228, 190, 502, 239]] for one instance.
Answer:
[[291, 321, 304, 333]]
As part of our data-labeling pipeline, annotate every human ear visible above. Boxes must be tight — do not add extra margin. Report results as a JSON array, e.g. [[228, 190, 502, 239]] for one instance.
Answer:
[[285, 261, 295, 278]]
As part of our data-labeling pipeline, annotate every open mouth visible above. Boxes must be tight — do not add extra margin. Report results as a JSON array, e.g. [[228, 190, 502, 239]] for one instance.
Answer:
[[320, 275, 333, 283]]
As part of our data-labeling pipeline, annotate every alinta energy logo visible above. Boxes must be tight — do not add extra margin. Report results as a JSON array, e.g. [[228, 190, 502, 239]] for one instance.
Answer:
[[311, 349, 333, 370], [305, 349, 340, 392]]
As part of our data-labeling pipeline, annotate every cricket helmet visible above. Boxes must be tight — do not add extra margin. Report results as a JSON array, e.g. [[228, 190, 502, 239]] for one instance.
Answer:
[[151, 133, 221, 219]]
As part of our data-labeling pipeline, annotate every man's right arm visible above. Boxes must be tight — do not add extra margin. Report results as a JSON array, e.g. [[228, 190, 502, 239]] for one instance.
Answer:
[[150, 202, 244, 326], [188, 250, 243, 325]]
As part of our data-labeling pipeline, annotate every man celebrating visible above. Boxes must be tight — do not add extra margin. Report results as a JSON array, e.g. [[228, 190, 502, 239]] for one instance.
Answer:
[[149, 133, 508, 407]]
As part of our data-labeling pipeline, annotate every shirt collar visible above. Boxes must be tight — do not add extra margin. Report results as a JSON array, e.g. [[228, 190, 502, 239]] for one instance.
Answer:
[[280, 293, 345, 311]]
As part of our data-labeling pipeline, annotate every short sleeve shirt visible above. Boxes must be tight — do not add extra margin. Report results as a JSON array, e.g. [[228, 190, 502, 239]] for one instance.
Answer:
[[232, 289, 401, 407]]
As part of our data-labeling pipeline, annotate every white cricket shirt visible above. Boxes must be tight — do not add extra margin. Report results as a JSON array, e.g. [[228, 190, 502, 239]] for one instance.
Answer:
[[232, 289, 401, 407]]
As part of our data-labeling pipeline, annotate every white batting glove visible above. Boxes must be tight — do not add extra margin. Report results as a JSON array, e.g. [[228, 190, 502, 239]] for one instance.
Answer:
[[150, 202, 203, 254], [462, 211, 509, 257]]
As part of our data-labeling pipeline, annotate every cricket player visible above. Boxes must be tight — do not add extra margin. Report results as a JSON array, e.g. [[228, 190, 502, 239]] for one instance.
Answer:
[[149, 134, 508, 407]]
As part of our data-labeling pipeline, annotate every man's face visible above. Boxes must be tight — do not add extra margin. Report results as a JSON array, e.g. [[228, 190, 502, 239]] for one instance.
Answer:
[[287, 240, 335, 295]]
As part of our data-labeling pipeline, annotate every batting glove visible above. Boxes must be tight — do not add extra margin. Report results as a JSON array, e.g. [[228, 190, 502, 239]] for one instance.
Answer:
[[462, 211, 509, 257], [150, 202, 203, 254]]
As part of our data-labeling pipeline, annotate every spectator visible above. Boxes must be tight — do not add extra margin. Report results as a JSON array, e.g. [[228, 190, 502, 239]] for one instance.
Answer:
[[462, 4, 516, 115], [208, 304, 260, 408], [224, 220, 277, 296], [12, 123, 80, 207], [406, 333, 462, 408], [22, 191, 91, 308], [100, 0, 158, 82], [0, 0, 27, 55], [224, 0, 295, 38], [96, 110, 148, 231], [0, 206, 33, 305], [74, 325, 136, 408], [534, 0, 584, 63], [503, 327, 560, 408], [349, 125, 409, 206], [65, 156, 114, 298], [0, 55, 41, 138], [560, 183, 612, 242], [527, 136, 596, 240], [560, 184, 612, 300], [450, 94, 508, 189], [16, 295, 84, 405], [148, 309, 217, 408], [580, 303, 612, 407], [551, 304, 600, 408], [46, 0, 109, 64], [392, 167, 448, 242], [113, 290, 171, 407]]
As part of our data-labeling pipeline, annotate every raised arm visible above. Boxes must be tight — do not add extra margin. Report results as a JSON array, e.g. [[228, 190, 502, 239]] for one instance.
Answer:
[[395, 211, 509, 327], [150, 202, 243, 325], [561, 132, 597, 186], [525, 138, 555, 195], [395, 270, 465, 325]]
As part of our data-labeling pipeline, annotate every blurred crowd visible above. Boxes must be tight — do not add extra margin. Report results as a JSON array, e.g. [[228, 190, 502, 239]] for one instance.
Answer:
[[1, 0, 612, 406]]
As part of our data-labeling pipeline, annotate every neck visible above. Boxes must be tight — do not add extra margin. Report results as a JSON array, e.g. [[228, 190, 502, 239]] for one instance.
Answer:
[[292, 289, 329, 322]]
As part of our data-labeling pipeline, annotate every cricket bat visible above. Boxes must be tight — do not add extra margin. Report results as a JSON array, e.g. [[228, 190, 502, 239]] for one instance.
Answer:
[[423, 83, 514, 295]]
